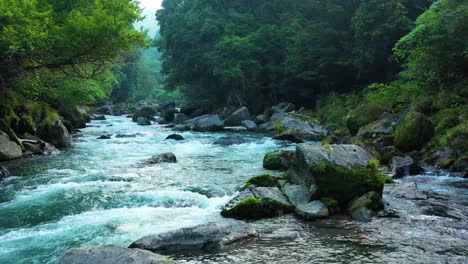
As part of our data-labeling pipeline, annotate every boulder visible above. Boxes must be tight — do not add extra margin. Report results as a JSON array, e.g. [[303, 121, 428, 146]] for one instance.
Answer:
[[173, 113, 190, 124], [221, 187, 292, 219], [213, 137, 248, 146], [357, 110, 409, 139], [165, 134, 184, 141], [223, 107, 251, 126], [0, 166, 9, 179], [21, 139, 58, 155], [283, 183, 311, 207], [224, 126, 247, 132], [347, 191, 384, 222], [189, 115, 224, 132], [245, 174, 283, 188], [91, 115, 106, 121], [162, 107, 177, 123], [255, 115, 267, 124], [241, 120, 257, 131], [156, 102, 176, 112], [137, 117, 151, 126], [144, 153, 177, 165], [263, 150, 295, 170], [0, 131, 22, 161], [346, 104, 386, 135], [394, 112, 435, 152], [180, 101, 213, 118], [130, 220, 258, 253], [257, 122, 275, 132], [58, 245, 174, 264], [37, 119, 71, 148], [270, 112, 286, 122], [391, 156, 424, 178], [274, 117, 329, 142], [95, 105, 113, 115], [218, 106, 239, 120], [132, 107, 156, 122], [294, 144, 383, 205], [295, 200, 329, 220]]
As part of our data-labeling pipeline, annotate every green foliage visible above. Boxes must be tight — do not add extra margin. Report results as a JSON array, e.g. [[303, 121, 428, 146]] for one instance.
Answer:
[[320, 197, 338, 208], [346, 104, 387, 135]]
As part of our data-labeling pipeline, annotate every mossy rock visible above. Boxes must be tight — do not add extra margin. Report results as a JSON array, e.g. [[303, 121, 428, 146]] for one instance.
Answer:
[[162, 107, 177, 122], [245, 174, 282, 188], [347, 191, 384, 222], [320, 197, 338, 208], [132, 107, 156, 122], [346, 104, 386, 135], [263, 150, 294, 170], [311, 161, 385, 205], [221, 196, 290, 219], [394, 112, 435, 152], [446, 122, 468, 155]]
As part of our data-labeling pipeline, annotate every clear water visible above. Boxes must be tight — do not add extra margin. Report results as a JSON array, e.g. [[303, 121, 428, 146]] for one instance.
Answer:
[[0, 116, 467, 264]]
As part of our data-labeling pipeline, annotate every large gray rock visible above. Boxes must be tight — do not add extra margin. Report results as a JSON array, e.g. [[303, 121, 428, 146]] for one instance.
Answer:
[[0, 131, 22, 161], [284, 183, 311, 207], [221, 187, 292, 219], [21, 139, 58, 156], [270, 112, 286, 122], [295, 200, 329, 220], [188, 115, 224, 132], [241, 120, 257, 131], [223, 107, 251, 126], [274, 117, 329, 142], [255, 115, 267, 124], [144, 153, 177, 165], [137, 117, 151, 126], [95, 105, 113, 115], [257, 122, 275, 132], [0, 166, 9, 179], [38, 120, 71, 148], [173, 113, 190, 124], [58, 245, 173, 264], [391, 156, 424, 178], [129, 220, 258, 253]]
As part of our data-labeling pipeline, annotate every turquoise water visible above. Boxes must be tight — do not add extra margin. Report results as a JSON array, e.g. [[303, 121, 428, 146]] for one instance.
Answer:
[[0, 116, 285, 263], [1, 116, 467, 264]]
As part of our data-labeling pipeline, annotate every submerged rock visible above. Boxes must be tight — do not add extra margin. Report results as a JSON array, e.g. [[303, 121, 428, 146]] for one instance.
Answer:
[[224, 126, 247, 132], [347, 191, 384, 222], [0, 166, 9, 179], [145, 153, 177, 165], [58, 245, 174, 264], [223, 107, 251, 126], [295, 200, 329, 220], [165, 134, 184, 141], [391, 156, 424, 178], [97, 135, 112, 140], [0, 131, 22, 162], [37, 119, 71, 148], [213, 136, 248, 146], [129, 220, 258, 253], [221, 187, 292, 219], [263, 150, 295, 170], [91, 115, 106, 121]]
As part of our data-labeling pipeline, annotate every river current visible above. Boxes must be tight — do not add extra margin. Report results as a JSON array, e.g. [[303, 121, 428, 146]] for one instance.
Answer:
[[0, 116, 467, 263]]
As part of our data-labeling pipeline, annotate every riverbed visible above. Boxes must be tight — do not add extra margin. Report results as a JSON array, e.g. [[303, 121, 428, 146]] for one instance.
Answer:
[[0, 116, 467, 263]]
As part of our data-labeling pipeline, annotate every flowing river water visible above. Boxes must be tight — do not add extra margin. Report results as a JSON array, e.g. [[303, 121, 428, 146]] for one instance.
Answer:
[[0, 116, 467, 263]]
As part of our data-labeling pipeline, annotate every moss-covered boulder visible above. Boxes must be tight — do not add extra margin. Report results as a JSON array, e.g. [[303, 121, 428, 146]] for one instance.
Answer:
[[347, 191, 384, 222], [310, 161, 385, 205], [394, 112, 435, 152], [221, 187, 292, 219], [346, 104, 386, 135], [245, 174, 282, 188], [37, 109, 71, 148], [263, 150, 295, 170], [132, 107, 156, 122]]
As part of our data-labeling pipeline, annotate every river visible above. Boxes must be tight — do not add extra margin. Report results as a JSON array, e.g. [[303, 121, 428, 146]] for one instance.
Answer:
[[0, 116, 467, 263]]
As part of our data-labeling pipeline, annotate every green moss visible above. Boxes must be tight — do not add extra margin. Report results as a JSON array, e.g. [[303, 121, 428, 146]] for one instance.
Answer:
[[221, 197, 292, 219], [333, 127, 350, 137], [394, 112, 435, 152], [320, 197, 338, 207], [245, 174, 279, 188], [311, 161, 385, 205], [346, 104, 386, 135], [378, 173, 395, 184], [348, 191, 384, 212], [439, 159, 455, 169], [263, 150, 293, 170]]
